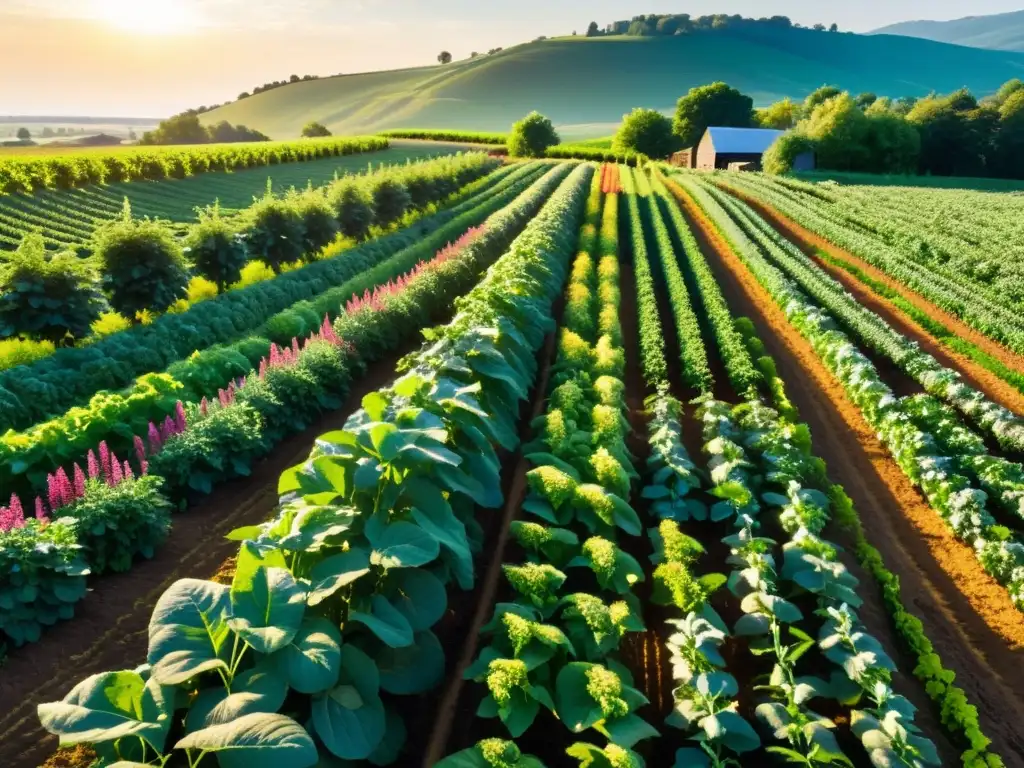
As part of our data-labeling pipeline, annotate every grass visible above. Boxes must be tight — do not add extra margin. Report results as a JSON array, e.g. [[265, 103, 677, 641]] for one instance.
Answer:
[[0, 142, 474, 252], [201, 27, 1024, 139], [794, 169, 1024, 192]]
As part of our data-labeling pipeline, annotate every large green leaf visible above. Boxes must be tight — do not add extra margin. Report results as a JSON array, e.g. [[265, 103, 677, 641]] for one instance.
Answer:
[[409, 502, 473, 590], [38, 671, 173, 749], [375, 630, 445, 695], [308, 549, 371, 607], [174, 712, 317, 768], [368, 521, 440, 569], [229, 565, 307, 655], [555, 663, 603, 733], [185, 661, 288, 732], [388, 569, 448, 631], [311, 645, 386, 760], [278, 617, 343, 695], [349, 594, 414, 648], [368, 705, 407, 767], [147, 579, 232, 685]]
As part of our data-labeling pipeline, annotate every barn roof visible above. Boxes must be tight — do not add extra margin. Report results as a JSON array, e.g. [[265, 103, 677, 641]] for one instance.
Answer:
[[704, 127, 785, 154]]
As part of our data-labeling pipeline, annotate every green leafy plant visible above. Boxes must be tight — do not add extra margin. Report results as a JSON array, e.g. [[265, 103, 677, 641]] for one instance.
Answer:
[[508, 112, 560, 158], [184, 201, 250, 293]]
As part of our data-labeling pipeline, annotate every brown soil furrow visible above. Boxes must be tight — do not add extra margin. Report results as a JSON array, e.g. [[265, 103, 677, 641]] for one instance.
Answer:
[[720, 182, 1024, 381], [674, 187, 1024, 766], [0, 349, 412, 768]]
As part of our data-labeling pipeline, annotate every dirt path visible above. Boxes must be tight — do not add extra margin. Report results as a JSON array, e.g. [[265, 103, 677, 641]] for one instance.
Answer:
[[675, 187, 1024, 765], [0, 349, 411, 768], [720, 183, 1024, 383]]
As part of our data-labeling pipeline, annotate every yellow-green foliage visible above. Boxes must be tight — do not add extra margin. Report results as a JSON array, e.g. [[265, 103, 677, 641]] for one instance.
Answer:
[[0, 337, 55, 371], [593, 335, 625, 378], [479, 739, 525, 768], [564, 283, 595, 339], [593, 375, 625, 409], [185, 275, 219, 304], [89, 311, 132, 338], [574, 483, 616, 525], [570, 250, 595, 285], [486, 659, 529, 707], [527, 465, 578, 508], [559, 328, 594, 369], [590, 447, 630, 498], [591, 404, 624, 448], [231, 260, 276, 289], [542, 409, 570, 452], [585, 665, 629, 718], [658, 520, 704, 565], [582, 536, 618, 582], [550, 379, 587, 418], [654, 561, 707, 612], [563, 593, 614, 637], [503, 563, 566, 608]]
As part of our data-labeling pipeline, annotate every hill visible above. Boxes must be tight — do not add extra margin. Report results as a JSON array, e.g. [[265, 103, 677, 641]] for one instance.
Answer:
[[202, 26, 1024, 139], [871, 10, 1024, 52]]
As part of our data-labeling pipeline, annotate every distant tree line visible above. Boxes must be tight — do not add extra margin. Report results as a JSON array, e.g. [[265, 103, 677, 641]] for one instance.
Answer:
[[139, 114, 269, 146], [237, 74, 322, 101], [586, 14, 839, 38]]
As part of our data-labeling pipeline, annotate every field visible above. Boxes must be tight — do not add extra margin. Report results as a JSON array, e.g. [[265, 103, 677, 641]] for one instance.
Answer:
[[0, 140, 481, 251], [3, 156, 1024, 768], [199, 28, 1024, 138]]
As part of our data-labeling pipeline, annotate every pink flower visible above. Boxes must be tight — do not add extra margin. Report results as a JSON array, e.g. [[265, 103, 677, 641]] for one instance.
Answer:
[[111, 455, 123, 485], [140, 459, 148, 476], [161, 416, 175, 441], [87, 449, 100, 480], [10, 494, 23, 520], [74, 464, 86, 497], [55, 468, 73, 506], [148, 422, 162, 454], [174, 401, 187, 433], [201, 397, 209, 416], [99, 441, 112, 481], [123, 461, 134, 481], [134, 435, 147, 465], [35, 497, 47, 523]]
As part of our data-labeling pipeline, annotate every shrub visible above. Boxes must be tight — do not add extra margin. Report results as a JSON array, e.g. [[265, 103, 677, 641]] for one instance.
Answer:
[[0, 338, 55, 371], [763, 133, 818, 174], [243, 188, 306, 273], [301, 121, 332, 138], [326, 178, 374, 240], [183, 202, 250, 292], [89, 311, 132, 338], [293, 189, 340, 257], [612, 108, 678, 158], [94, 202, 189, 318], [508, 111, 560, 158], [0, 234, 105, 343], [368, 177, 412, 228]]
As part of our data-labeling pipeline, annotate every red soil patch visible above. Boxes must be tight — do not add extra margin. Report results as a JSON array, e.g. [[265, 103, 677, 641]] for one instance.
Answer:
[[721, 182, 1024, 381], [673, 183, 1024, 764]]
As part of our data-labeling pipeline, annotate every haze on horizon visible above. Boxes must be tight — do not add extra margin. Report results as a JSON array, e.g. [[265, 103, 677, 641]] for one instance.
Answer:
[[2, 0, 1021, 118]]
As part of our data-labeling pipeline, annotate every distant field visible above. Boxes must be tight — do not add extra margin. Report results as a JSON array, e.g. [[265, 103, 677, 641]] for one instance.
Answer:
[[201, 29, 1024, 138], [794, 169, 1024, 192], [0, 140, 475, 251]]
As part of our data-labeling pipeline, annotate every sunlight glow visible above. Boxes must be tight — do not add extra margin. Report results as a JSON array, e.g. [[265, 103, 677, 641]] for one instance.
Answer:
[[93, 0, 200, 34]]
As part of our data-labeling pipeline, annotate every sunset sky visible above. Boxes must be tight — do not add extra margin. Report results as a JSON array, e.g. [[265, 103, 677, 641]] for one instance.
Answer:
[[2, 0, 1021, 117]]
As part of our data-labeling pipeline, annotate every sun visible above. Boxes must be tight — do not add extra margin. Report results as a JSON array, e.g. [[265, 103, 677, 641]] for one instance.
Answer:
[[93, 0, 199, 34]]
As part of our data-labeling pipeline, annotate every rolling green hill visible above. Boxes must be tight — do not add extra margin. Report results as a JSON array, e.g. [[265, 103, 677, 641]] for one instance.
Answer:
[[202, 26, 1024, 139], [871, 11, 1024, 53]]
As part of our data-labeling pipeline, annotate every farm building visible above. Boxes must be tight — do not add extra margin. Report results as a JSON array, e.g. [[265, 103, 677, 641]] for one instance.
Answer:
[[695, 126, 814, 171], [670, 148, 694, 168]]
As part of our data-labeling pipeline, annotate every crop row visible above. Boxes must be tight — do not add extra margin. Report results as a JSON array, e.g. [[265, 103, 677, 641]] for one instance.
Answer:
[[722, 174, 1024, 356], [0, 163, 573, 648], [34, 162, 593, 767], [378, 129, 509, 145], [675, 174, 1024, 614], [0, 136, 389, 195], [0, 154, 511, 433]]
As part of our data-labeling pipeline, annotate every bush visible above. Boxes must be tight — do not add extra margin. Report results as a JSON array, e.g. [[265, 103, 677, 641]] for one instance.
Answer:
[[293, 190, 340, 257], [0, 338, 55, 372], [94, 204, 189, 319], [183, 202, 250, 292], [327, 179, 374, 241], [244, 189, 306, 273], [301, 122, 332, 138], [368, 177, 412, 228], [89, 311, 132, 338], [0, 234, 106, 344], [508, 111, 560, 158], [763, 133, 818, 174], [612, 108, 677, 158]]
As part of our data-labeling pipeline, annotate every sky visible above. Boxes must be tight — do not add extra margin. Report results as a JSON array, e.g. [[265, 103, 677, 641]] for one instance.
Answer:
[[1, 0, 1022, 117]]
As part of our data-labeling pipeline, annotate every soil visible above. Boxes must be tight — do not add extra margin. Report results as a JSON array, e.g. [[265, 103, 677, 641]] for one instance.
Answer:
[[673, 185, 1024, 766], [0, 347, 413, 768], [723, 183, 1024, 397]]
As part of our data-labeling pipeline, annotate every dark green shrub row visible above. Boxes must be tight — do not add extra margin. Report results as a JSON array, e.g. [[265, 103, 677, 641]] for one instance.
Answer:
[[378, 129, 508, 145], [0, 136, 388, 195], [0, 154, 504, 431]]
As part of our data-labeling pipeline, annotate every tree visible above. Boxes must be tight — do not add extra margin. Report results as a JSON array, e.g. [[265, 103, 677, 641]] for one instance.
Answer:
[[292, 189, 339, 258], [855, 92, 878, 109], [327, 179, 374, 241], [612, 108, 677, 158], [438, 51, 453, 64], [812, 23, 826, 31], [995, 79, 1024, 107], [183, 202, 249, 293], [586, 21, 600, 37], [672, 82, 753, 147], [907, 90, 991, 176], [802, 85, 842, 117], [41, 127, 55, 138], [763, 133, 817, 175], [368, 177, 412, 229], [301, 121, 332, 138], [756, 98, 798, 130], [139, 114, 209, 145], [829, 23, 839, 32], [0, 234, 105, 343], [16, 127, 30, 140], [470, 51, 479, 58], [994, 90, 1024, 178], [862, 112, 921, 174], [95, 201, 189, 318], [508, 111, 560, 158], [289, 74, 301, 83], [127, 129, 138, 141]]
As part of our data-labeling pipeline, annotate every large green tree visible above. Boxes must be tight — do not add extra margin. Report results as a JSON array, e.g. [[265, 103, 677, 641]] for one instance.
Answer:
[[508, 112, 560, 158], [994, 90, 1024, 178], [612, 108, 677, 158], [756, 98, 799, 130], [672, 82, 753, 147]]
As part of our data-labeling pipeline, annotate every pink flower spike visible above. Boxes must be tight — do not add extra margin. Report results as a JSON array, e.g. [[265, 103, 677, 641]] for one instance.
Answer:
[[123, 461, 134, 481], [99, 441, 112, 480], [10, 494, 24, 521], [73, 464, 86, 497], [47, 474, 62, 511], [87, 449, 100, 479], [162, 416, 175, 439], [148, 422, 162, 454], [35, 497, 47, 523], [55, 467, 72, 506], [174, 401, 187, 433], [201, 397, 209, 416], [111, 456, 123, 485], [134, 435, 146, 465], [140, 458, 149, 476]]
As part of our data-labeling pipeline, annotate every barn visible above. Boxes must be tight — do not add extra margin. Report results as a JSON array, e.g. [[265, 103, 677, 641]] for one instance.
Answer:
[[695, 127, 814, 171]]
